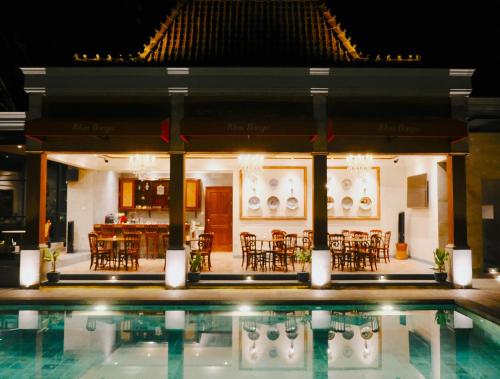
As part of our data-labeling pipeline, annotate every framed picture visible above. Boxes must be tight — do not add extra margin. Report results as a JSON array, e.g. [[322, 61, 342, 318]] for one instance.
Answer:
[[327, 166, 380, 220], [240, 166, 307, 220]]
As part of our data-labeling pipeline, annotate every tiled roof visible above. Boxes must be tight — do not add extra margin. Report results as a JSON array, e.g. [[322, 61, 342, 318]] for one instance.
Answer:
[[138, 0, 364, 65]]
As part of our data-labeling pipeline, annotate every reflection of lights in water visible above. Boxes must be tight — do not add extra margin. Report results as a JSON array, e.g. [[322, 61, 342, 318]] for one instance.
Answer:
[[363, 341, 370, 359], [287, 341, 295, 359]]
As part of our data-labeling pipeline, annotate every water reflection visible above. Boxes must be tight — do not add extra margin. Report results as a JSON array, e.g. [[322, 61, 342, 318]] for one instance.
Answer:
[[0, 306, 498, 378]]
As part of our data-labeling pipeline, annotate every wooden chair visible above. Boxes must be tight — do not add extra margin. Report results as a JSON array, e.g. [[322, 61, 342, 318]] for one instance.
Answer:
[[144, 225, 159, 259], [328, 233, 349, 271], [240, 232, 250, 267], [302, 230, 313, 251], [380, 231, 391, 263], [118, 233, 141, 270], [88, 232, 112, 270], [271, 230, 286, 271], [243, 233, 261, 271], [191, 233, 214, 271], [162, 233, 169, 270], [283, 234, 297, 272], [243, 233, 262, 271]]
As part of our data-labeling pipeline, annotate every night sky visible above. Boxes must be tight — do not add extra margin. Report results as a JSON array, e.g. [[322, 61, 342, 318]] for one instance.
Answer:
[[1, 0, 499, 110]]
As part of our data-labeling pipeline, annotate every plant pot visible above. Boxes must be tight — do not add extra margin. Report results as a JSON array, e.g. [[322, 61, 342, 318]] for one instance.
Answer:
[[297, 272, 310, 283], [187, 272, 200, 283], [433, 272, 447, 283], [395, 243, 408, 259], [46, 271, 61, 283]]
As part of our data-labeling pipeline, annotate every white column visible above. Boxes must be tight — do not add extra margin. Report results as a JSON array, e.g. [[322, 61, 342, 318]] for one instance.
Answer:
[[19, 310, 39, 329], [453, 311, 473, 329], [311, 250, 331, 289], [20, 249, 41, 288], [311, 310, 331, 330], [165, 249, 187, 289], [452, 249, 472, 288], [165, 311, 186, 330]]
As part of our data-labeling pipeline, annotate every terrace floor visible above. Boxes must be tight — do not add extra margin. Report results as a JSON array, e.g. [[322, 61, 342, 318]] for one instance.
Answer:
[[59, 252, 432, 275]]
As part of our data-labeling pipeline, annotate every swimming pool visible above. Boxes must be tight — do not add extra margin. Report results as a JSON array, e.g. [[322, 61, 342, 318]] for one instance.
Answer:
[[0, 304, 498, 378]]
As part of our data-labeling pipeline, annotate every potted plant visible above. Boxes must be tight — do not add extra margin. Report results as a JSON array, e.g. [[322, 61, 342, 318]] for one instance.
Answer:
[[295, 248, 311, 283], [434, 309, 451, 327], [433, 248, 449, 282], [187, 252, 202, 282], [42, 246, 62, 283]]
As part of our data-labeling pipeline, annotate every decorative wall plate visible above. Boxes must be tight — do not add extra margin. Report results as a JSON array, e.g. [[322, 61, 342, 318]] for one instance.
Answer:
[[341, 196, 353, 210], [267, 196, 280, 210], [327, 196, 334, 210], [359, 196, 373, 210], [286, 196, 299, 210], [341, 178, 352, 190], [269, 178, 279, 188], [248, 196, 261, 210]]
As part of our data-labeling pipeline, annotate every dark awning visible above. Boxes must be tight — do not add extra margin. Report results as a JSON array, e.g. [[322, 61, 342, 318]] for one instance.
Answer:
[[180, 98, 316, 140], [25, 118, 170, 142], [328, 117, 467, 140]]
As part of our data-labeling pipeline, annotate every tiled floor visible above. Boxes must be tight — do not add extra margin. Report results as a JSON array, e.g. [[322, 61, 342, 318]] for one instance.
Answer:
[[59, 252, 432, 275]]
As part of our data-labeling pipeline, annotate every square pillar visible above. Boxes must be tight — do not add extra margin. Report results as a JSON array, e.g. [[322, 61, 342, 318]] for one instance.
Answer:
[[312, 153, 331, 288], [24, 152, 47, 250], [447, 155, 472, 287], [165, 153, 186, 288]]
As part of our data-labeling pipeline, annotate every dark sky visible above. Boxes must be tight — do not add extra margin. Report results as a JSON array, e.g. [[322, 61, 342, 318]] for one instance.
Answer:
[[1, 0, 499, 110]]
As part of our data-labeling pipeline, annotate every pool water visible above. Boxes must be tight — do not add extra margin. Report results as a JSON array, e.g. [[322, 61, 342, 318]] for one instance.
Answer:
[[0, 304, 498, 378]]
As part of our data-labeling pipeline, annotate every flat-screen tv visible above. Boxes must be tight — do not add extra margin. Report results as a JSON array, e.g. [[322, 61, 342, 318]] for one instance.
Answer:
[[407, 173, 428, 208]]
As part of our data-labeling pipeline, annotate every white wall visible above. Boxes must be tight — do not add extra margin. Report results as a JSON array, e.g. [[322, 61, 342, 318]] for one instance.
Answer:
[[67, 169, 119, 252], [327, 159, 406, 257], [403, 155, 446, 263]]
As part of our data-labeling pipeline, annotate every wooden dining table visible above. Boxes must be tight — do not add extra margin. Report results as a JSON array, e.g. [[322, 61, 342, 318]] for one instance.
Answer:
[[98, 236, 125, 269]]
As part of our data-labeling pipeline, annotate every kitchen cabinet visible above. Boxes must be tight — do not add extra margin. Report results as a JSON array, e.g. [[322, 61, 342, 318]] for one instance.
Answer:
[[119, 179, 136, 210], [185, 179, 201, 211], [119, 178, 200, 211]]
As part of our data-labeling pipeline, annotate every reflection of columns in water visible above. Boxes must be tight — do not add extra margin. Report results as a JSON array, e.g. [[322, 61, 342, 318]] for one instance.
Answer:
[[312, 311, 330, 379], [312, 329, 329, 379], [165, 311, 185, 379], [18, 311, 42, 378]]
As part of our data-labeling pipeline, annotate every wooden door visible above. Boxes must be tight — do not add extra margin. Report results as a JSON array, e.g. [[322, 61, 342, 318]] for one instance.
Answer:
[[205, 187, 232, 252]]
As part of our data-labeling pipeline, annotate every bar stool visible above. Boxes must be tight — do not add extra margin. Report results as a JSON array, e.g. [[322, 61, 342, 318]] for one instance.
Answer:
[[144, 225, 159, 259]]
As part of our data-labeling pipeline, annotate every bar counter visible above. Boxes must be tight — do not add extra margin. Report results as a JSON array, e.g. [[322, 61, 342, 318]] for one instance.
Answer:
[[93, 224, 170, 234]]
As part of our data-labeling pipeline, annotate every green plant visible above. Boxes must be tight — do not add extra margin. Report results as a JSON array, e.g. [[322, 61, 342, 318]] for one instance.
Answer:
[[189, 252, 203, 273], [42, 247, 61, 272], [433, 248, 449, 273], [296, 248, 312, 272], [434, 310, 451, 326]]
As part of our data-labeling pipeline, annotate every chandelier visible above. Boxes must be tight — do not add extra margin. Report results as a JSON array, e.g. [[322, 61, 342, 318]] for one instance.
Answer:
[[129, 154, 156, 180], [346, 154, 373, 177], [238, 154, 264, 175]]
